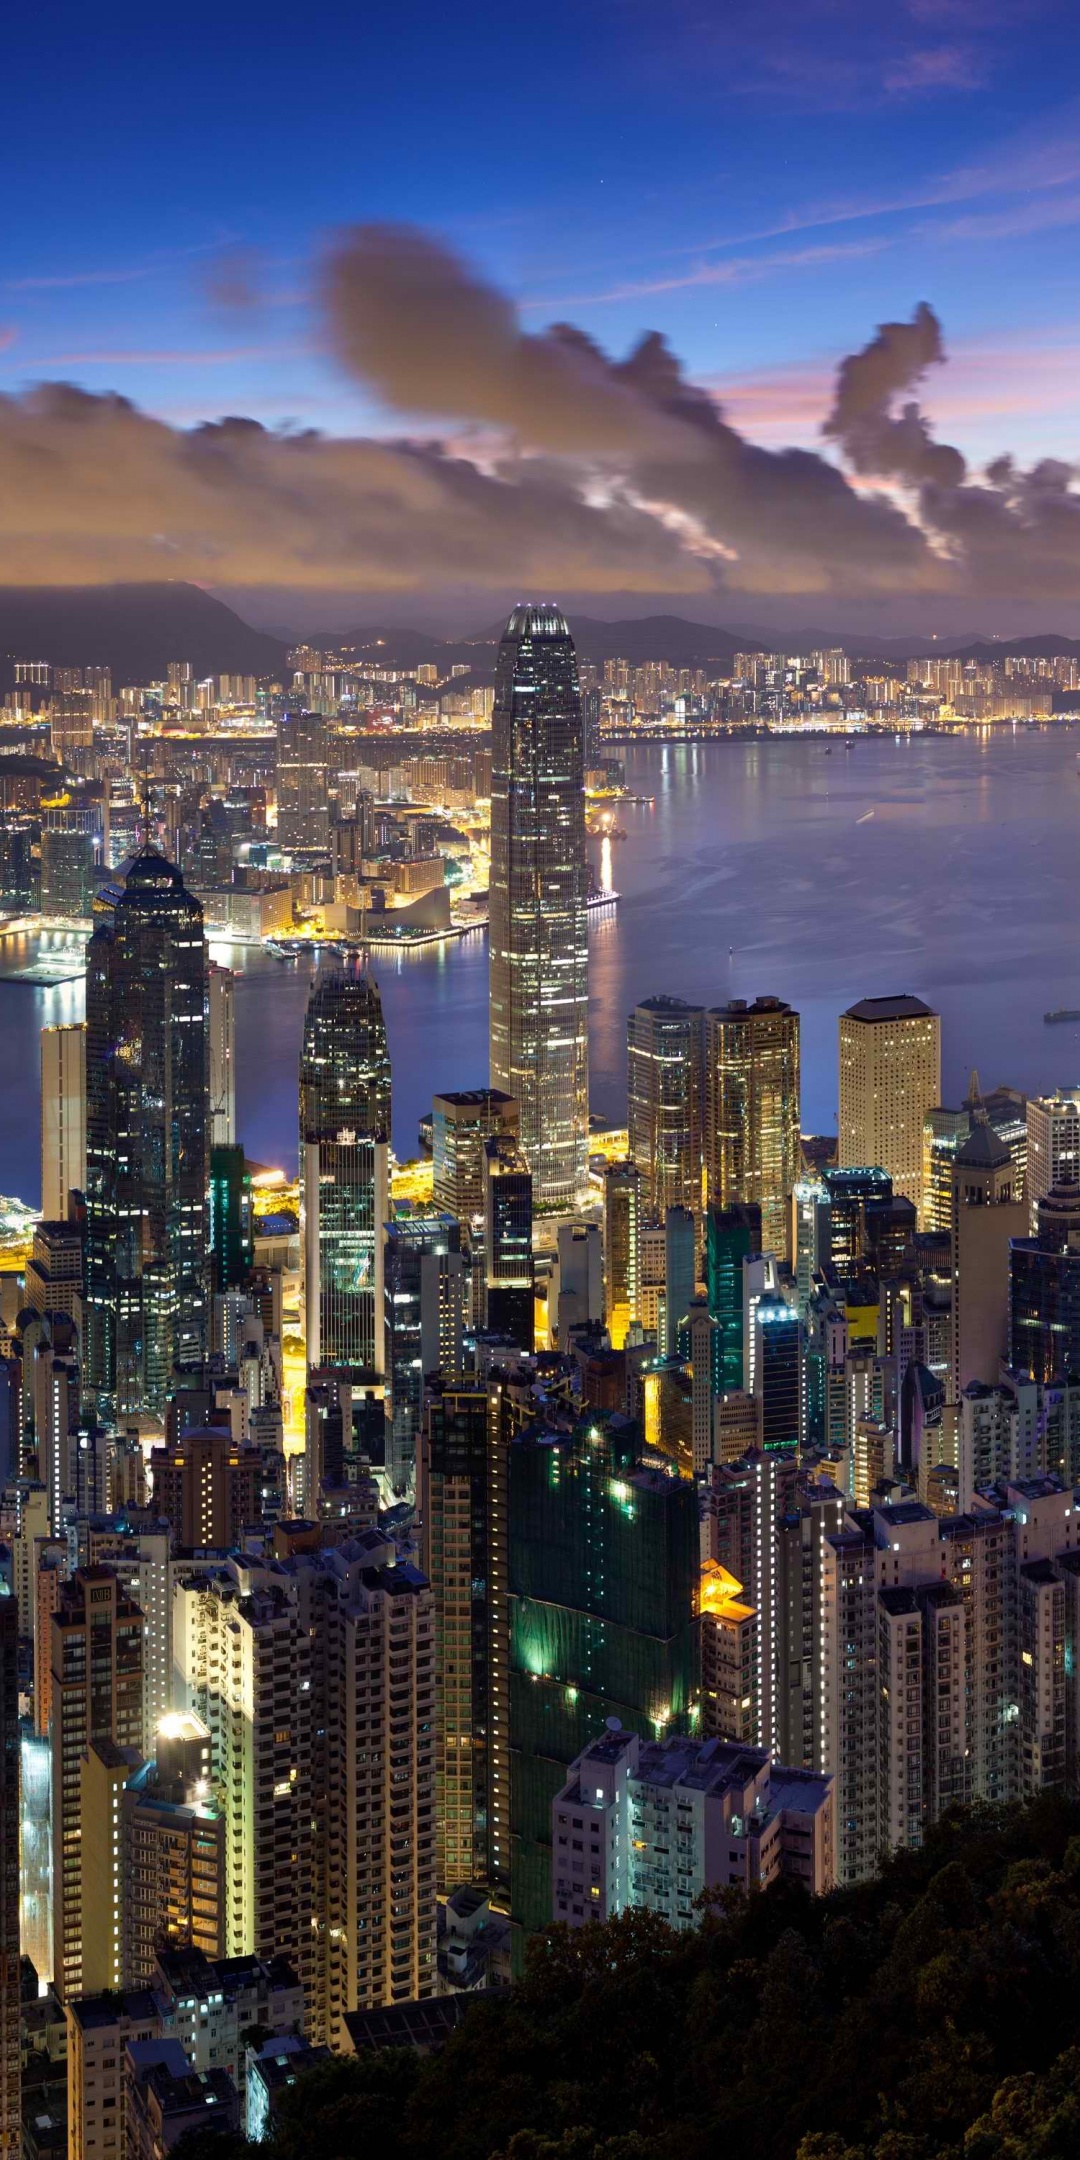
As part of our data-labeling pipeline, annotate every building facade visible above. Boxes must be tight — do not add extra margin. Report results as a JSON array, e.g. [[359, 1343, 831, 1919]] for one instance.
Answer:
[[489, 606, 589, 1208]]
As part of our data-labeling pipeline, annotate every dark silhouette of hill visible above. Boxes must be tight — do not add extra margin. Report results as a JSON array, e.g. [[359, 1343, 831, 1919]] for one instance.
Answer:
[[0, 584, 287, 687]]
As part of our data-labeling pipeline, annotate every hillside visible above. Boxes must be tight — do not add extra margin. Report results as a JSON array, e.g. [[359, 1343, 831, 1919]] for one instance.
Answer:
[[0, 584, 287, 687], [172, 1794, 1080, 2160]]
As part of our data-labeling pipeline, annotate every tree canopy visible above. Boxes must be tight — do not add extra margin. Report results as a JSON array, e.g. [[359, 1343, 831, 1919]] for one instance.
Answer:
[[174, 1796, 1080, 2160]]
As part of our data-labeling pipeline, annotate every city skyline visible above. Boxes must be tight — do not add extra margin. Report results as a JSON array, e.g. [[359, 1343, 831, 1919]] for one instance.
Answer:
[[6, 3, 1080, 2149], [2, 9, 1080, 635]]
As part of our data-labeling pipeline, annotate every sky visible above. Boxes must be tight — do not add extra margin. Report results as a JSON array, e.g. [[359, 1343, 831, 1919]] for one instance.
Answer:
[[4, 0, 1080, 635]]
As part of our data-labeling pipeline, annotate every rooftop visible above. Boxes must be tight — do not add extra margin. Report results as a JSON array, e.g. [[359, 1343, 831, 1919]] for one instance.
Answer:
[[843, 994, 936, 1022]]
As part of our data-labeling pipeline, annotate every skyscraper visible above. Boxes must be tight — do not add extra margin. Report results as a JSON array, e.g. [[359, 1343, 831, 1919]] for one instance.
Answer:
[[431, 1088, 519, 1223], [489, 606, 589, 1207], [705, 997, 800, 1260], [84, 847, 209, 1414], [603, 1160, 641, 1349], [627, 994, 703, 1219], [418, 1378, 510, 1898], [1026, 1089, 1080, 1231], [481, 1134, 534, 1349], [276, 707, 329, 849], [51, 1567, 144, 1997], [300, 961, 391, 1373], [0, 1591, 17, 2157], [40, 1022, 86, 1222], [208, 962, 236, 1148], [509, 1411, 699, 1933], [838, 996, 941, 1210]]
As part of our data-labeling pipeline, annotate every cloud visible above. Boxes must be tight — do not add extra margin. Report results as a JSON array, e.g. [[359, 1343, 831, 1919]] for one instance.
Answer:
[[823, 301, 967, 485], [4, 220, 1080, 606], [883, 42, 987, 91], [0, 382, 704, 593]]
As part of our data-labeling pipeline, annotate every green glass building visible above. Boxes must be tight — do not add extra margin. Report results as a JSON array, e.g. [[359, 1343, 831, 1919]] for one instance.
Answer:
[[508, 1412, 698, 1933]]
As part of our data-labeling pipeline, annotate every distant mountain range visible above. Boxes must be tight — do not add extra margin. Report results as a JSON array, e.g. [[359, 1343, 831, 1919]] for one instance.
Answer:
[[2, 583, 1080, 687]]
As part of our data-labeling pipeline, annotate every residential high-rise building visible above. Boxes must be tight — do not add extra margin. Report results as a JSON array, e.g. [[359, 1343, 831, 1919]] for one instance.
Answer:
[[175, 1540, 437, 2045], [208, 962, 236, 1148], [276, 708, 329, 848], [431, 1089, 519, 1223], [1026, 1089, 1080, 1231], [84, 847, 209, 1414], [149, 1425, 266, 1548], [481, 1135, 534, 1349], [626, 994, 703, 1219], [300, 961, 391, 1373], [552, 1727, 834, 1928], [173, 1560, 315, 2004], [418, 1379, 510, 1897], [51, 1567, 145, 1998], [508, 1412, 699, 1933], [77, 1714, 225, 1992], [40, 1022, 86, 1223], [704, 997, 800, 1260], [603, 1160, 641, 1349], [489, 606, 589, 1207], [0, 1591, 17, 2159], [838, 995, 941, 1210]]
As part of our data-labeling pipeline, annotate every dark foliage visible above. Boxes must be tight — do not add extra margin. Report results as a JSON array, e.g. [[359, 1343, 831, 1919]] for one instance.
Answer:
[[172, 1796, 1080, 2160]]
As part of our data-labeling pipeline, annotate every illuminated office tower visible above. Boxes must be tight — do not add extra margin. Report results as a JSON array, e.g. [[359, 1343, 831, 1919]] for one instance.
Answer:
[[482, 1135, 534, 1349], [384, 1214, 463, 1492], [0, 1592, 16, 2157], [1026, 1089, 1080, 1231], [418, 1379, 510, 1897], [40, 825, 95, 919], [300, 961, 391, 1373], [209, 1144, 253, 1293], [626, 994, 703, 1218], [664, 1204, 696, 1360], [489, 606, 589, 1207], [40, 1021, 85, 1221], [752, 1298, 802, 1453], [276, 707, 329, 848], [603, 1161, 641, 1348], [84, 847, 209, 1414], [705, 996, 800, 1260], [838, 995, 941, 1210], [432, 1089, 518, 1223], [1009, 1217, 1080, 1386], [706, 1202, 761, 1393], [791, 1176, 829, 1310], [922, 1106, 969, 1233], [51, 1568, 144, 1998], [208, 962, 236, 1148]]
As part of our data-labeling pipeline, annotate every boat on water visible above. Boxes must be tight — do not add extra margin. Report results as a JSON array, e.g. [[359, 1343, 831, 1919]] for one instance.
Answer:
[[1044, 1009, 1080, 1024], [586, 887, 619, 910]]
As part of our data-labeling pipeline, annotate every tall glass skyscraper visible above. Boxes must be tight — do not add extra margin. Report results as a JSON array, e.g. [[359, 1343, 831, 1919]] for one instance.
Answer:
[[627, 993, 704, 1220], [300, 961, 392, 1373], [85, 846, 209, 1414], [489, 605, 589, 1208], [705, 995, 801, 1263]]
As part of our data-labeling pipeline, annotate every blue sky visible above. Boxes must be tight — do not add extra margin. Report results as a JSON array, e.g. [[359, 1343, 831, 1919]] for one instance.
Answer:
[[4, 0, 1080, 628]]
